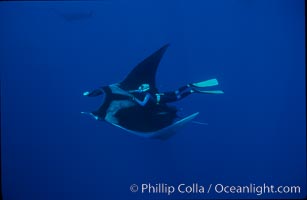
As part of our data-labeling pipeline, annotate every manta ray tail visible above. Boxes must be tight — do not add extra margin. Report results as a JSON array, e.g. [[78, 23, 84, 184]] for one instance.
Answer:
[[81, 112, 99, 120], [191, 120, 208, 125]]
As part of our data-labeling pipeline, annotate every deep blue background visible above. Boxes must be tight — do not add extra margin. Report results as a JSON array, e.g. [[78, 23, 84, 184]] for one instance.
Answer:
[[0, 0, 306, 199]]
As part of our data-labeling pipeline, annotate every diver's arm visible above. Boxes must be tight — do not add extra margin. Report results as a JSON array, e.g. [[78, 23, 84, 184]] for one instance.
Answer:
[[129, 89, 142, 93], [133, 93, 151, 106]]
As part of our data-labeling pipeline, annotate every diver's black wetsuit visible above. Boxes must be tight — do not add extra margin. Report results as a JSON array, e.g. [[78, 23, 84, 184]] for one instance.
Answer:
[[129, 84, 195, 107], [85, 85, 193, 105], [153, 85, 192, 104]]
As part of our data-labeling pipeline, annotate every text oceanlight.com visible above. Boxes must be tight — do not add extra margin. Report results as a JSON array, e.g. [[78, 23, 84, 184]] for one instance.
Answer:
[[129, 183, 301, 196]]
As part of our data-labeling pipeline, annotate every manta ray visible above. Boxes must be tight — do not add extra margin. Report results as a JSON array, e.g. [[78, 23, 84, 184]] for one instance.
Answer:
[[82, 44, 223, 139]]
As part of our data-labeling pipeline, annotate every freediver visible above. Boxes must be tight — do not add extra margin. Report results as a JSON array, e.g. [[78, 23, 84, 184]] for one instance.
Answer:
[[83, 78, 224, 106], [82, 44, 224, 137]]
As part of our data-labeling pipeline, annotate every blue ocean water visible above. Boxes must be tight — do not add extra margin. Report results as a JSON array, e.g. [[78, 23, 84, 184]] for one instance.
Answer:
[[0, 0, 305, 199]]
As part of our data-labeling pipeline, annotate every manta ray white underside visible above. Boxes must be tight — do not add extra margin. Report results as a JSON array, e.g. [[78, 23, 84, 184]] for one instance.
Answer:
[[110, 112, 199, 140]]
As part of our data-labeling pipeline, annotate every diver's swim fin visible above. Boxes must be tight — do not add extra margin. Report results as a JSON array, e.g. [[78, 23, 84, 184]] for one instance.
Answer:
[[191, 78, 219, 88], [193, 89, 224, 94]]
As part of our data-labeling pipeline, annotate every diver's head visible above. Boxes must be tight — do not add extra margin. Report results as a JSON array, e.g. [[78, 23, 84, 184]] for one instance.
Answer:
[[138, 83, 150, 92]]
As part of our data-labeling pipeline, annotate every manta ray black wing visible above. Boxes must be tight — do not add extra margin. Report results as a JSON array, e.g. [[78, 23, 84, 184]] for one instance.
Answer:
[[119, 44, 169, 93], [91, 44, 179, 134]]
